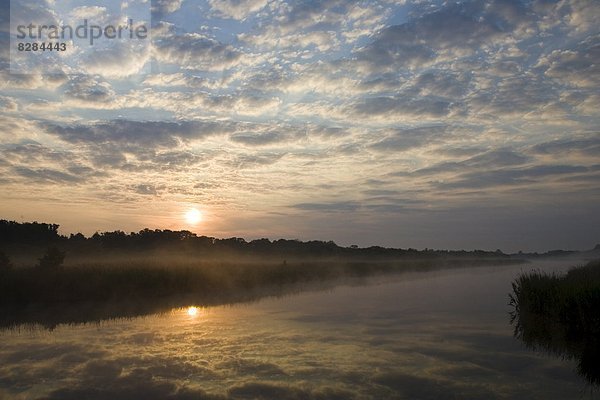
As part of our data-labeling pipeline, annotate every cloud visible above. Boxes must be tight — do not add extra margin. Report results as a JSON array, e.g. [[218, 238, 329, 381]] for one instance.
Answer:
[[275, 0, 355, 32], [81, 43, 151, 79], [293, 201, 361, 212], [229, 153, 286, 169], [412, 71, 471, 98], [151, 21, 177, 38], [437, 164, 592, 190], [208, 0, 269, 20], [153, 33, 241, 71], [69, 6, 108, 20], [152, 0, 184, 17], [230, 132, 288, 146], [435, 146, 488, 158], [2, 142, 70, 164], [0, 116, 44, 143], [468, 74, 556, 118], [152, 150, 209, 168], [0, 96, 18, 112], [239, 28, 340, 53], [351, 95, 453, 121], [539, 38, 600, 88], [45, 119, 225, 147], [142, 73, 223, 89], [463, 149, 531, 169], [28, 118, 227, 176], [8, 1, 61, 31], [0, 71, 66, 90], [118, 88, 281, 118], [242, 64, 359, 97], [63, 75, 115, 103], [530, 137, 600, 158], [563, 0, 600, 33], [573, 92, 600, 115], [361, 189, 402, 197], [369, 126, 447, 152], [354, 1, 527, 72], [0, 141, 109, 186], [12, 166, 85, 184], [403, 149, 531, 178], [133, 184, 161, 195], [292, 199, 423, 215], [235, 0, 390, 55]]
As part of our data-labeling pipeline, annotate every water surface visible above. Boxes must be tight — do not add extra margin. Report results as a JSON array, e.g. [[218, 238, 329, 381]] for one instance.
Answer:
[[0, 260, 593, 399]]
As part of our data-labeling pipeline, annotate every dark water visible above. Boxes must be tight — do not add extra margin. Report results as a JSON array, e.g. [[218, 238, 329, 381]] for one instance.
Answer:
[[0, 260, 594, 399]]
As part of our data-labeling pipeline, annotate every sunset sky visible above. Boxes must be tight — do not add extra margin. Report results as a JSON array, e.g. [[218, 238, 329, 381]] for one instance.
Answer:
[[1, 0, 598, 252]]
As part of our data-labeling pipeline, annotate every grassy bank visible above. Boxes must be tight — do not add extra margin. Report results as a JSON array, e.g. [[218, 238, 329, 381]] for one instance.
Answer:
[[0, 257, 519, 329], [510, 259, 600, 385]]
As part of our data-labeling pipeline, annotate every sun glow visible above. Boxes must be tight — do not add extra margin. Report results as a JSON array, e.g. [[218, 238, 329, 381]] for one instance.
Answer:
[[187, 306, 199, 317], [184, 208, 202, 225]]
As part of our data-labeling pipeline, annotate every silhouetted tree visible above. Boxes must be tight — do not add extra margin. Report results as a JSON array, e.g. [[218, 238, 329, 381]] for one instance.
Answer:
[[69, 232, 86, 242], [0, 220, 61, 244], [0, 250, 12, 271], [38, 247, 66, 269]]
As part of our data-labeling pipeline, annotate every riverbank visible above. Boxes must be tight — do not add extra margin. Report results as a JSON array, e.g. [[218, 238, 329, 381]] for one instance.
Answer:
[[1, 257, 520, 328]]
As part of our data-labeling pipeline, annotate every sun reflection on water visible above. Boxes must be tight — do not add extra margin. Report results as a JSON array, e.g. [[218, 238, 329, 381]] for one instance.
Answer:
[[186, 306, 199, 317]]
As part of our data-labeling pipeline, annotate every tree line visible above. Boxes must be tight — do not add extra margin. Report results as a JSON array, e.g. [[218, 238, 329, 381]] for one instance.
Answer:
[[0, 219, 513, 261]]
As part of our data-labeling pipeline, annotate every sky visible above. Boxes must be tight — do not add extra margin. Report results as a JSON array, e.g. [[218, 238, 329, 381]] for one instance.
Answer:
[[0, 0, 598, 252]]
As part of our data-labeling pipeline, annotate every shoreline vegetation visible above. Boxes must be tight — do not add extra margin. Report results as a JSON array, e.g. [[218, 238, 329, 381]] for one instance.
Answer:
[[1, 258, 520, 329], [510, 260, 600, 386], [1, 219, 597, 329]]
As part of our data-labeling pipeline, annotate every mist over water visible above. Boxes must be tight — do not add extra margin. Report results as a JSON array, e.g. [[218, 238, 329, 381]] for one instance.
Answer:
[[0, 259, 594, 399]]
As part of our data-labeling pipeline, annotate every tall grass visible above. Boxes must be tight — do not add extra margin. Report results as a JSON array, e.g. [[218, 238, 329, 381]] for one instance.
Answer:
[[510, 259, 600, 385]]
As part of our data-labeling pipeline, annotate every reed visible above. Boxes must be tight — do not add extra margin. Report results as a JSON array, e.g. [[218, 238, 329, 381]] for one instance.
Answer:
[[510, 259, 600, 385]]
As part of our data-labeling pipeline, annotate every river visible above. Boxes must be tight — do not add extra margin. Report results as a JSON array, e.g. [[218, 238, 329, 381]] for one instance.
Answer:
[[0, 259, 593, 399]]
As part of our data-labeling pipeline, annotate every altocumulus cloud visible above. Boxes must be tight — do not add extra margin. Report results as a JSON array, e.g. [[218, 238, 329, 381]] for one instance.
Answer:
[[0, 0, 598, 250], [45, 120, 226, 147]]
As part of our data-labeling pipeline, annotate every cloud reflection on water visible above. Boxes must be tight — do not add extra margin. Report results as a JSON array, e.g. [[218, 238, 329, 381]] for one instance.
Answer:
[[0, 262, 589, 399]]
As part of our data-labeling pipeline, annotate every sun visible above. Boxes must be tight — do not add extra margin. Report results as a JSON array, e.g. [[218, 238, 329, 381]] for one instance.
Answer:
[[187, 306, 199, 317], [184, 208, 202, 225]]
